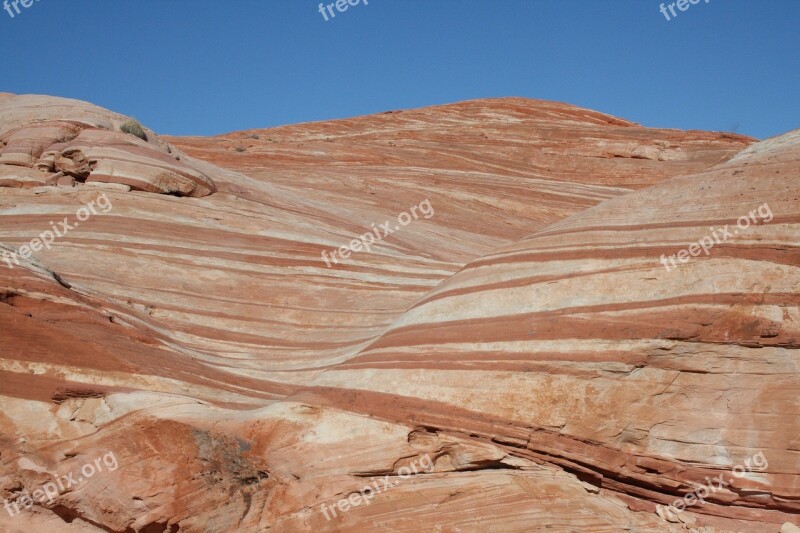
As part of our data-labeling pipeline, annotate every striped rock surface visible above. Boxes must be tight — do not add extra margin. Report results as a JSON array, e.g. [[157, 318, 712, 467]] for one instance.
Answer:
[[1, 94, 798, 532], [0, 94, 216, 196]]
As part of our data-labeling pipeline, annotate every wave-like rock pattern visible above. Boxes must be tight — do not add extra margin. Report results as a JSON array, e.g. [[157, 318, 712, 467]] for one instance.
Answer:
[[2, 94, 797, 532], [328, 129, 800, 531]]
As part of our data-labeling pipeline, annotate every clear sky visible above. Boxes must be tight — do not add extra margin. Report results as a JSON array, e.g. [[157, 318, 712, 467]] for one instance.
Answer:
[[1, 0, 798, 139]]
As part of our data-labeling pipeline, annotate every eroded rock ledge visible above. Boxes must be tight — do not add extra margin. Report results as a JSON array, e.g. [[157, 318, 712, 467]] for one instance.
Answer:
[[0, 94, 216, 197]]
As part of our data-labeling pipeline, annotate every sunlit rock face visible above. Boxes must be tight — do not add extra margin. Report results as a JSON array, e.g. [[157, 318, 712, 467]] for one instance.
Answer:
[[0, 94, 216, 196], [337, 128, 800, 531], [2, 94, 798, 532]]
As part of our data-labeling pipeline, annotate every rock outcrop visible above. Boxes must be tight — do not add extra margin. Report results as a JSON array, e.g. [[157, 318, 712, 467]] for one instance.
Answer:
[[0, 94, 216, 196], [333, 128, 800, 531], [0, 94, 797, 532]]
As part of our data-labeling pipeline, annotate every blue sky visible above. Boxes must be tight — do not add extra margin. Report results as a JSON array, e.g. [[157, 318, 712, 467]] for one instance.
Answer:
[[1, 0, 798, 139]]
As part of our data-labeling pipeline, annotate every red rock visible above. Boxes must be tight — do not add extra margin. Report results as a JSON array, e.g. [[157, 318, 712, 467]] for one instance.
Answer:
[[0, 93, 797, 532], [0, 95, 216, 196], [56, 175, 76, 188]]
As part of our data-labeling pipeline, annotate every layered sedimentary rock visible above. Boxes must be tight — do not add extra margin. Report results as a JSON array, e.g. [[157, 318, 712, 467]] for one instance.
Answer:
[[323, 129, 800, 532], [0, 94, 797, 532], [0, 94, 216, 196]]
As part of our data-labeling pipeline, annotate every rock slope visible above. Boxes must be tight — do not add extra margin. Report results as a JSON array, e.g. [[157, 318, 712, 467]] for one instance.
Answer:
[[0, 94, 216, 196], [1, 93, 797, 532]]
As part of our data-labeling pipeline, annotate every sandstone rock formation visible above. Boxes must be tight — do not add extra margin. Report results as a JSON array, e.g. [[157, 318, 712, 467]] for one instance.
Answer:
[[0, 94, 797, 532], [0, 94, 216, 196]]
